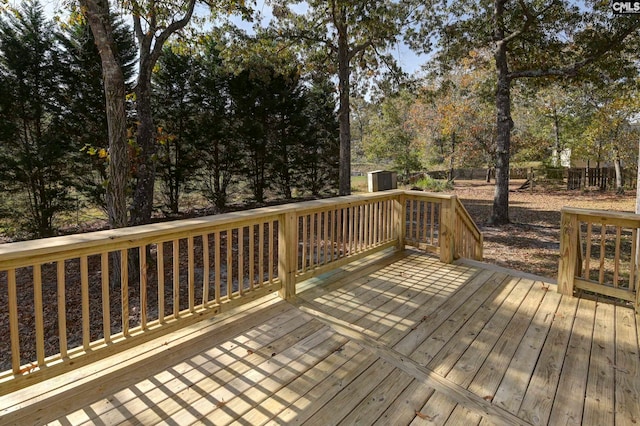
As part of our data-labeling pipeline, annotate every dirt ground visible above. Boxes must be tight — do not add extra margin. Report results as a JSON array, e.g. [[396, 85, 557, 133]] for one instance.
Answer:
[[450, 179, 636, 280]]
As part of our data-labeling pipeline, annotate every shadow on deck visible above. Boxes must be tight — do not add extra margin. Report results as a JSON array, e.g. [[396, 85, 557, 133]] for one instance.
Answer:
[[1, 248, 638, 425]]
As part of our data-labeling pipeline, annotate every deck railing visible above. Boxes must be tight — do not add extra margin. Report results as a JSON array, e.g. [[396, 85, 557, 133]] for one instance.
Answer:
[[558, 207, 640, 310], [0, 190, 481, 392]]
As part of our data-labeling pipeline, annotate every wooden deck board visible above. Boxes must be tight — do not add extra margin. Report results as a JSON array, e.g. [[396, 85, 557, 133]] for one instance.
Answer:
[[1, 248, 638, 426]]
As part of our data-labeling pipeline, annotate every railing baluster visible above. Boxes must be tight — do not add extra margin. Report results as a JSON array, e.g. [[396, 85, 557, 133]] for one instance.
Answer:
[[121, 249, 129, 336], [614, 226, 621, 288], [100, 252, 111, 342], [8, 269, 20, 374], [157, 243, 165, 324], [140, 246, 148, 328], [599, 225, 607, 284], [203, 234, 210, 303], [188, 236, 195, 311], [585, 222, 592, 280], [238, 227, 244, 296], [301, 216, 307, 273], [248, 227, 254, 290], [631, 229, 638, 293], [81, 256, 90, 351], [172, 240, 179, 318], [258, 224, 264, 287], [227, 230, 233, 298], [309, 213, 316, 267], [58, 260, 68, 354], [215, 231, 221, 303], [34, 264, 45, 366], [268, 222, 274, 284]]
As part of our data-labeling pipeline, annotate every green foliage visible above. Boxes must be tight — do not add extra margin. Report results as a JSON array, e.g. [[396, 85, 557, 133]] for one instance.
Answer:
[[414, 176, 453, 192], [0, 0, 73, 237], [363, 90, 422, 177], [59, 11, 136, 211]]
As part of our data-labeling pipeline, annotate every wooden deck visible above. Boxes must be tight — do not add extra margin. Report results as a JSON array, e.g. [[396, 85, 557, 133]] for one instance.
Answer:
[[1, 248, 638, 425]]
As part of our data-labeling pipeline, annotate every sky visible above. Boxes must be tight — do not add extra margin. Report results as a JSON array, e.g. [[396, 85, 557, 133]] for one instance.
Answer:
[[31, 0, 427, 75]]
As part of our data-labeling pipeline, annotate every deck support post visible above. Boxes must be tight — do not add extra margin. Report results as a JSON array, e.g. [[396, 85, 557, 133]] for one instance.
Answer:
[[278, 211, 297, 300], [557, 210, 578, 296], [394, 193, 406, 250], [439, 196, 456, 263]]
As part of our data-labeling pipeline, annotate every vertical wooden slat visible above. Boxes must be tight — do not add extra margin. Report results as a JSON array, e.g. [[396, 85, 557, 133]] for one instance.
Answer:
[[359, 204, 365, 251], [329, 210, 335, 261], [8, 269, 20, 374], [58, 260, 68, 354], [408, 199, 414, 243], [301, 216, 307, 273], [337, 208, 343, 258], [613, 226, 621, 288], [33, 264, 45, 366], [258, 224, 264, 286], [585, 222, 593, 280], [100, 254, 110, 342], [365, 203, 371, 248], [203, 234, 210, 303], [269, 222, 274, 283], [348, 207, 354, 255], [599, 225, 607, 284], [140, 246, 147, 328], [188, 236, 195, 311], [157, 243, 165, 324], [81, 256, 90, 351], [227, 229, 233, 298], [309, 213, 316, 267], [372, 202, 378, 245], [248, 227, 254, 290], [215, 232, 221, 304], [430, 202, 436, 244], [238, 227, 244, 296], [172, 240, 179, 318], [323, 210, 329, 264], [121, 249, 129, 336], [388, 199, 393, 240], [630, 228, 637, 292]]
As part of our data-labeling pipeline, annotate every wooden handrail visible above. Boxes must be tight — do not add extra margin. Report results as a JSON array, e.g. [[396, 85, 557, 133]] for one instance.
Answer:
[[0, 190, 482, 392], [558, 207, 639, 311]]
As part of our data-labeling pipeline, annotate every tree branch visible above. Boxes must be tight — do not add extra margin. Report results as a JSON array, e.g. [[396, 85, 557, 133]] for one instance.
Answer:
[[509, 23, 639, 79]]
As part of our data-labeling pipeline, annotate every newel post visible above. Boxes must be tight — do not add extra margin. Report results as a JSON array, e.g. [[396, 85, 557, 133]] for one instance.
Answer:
[[278, 211, 297, 300], [439, 196, 456, 264], [394, 193, 406, 250], [557, 210, 578, 296]]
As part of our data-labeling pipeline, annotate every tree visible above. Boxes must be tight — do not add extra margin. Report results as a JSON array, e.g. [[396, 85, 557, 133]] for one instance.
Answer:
[[0, 0, 73, 237], [80, 0, 197, 227], [296, 73, 339, 196], [411, 0, 640, 224], [192, 38, 240, 211], [59, 10, 136, 211], [363, 90, 422, 177], [153, 45, 201, 214], [78, 0, 130, 228], [272, 0, 409, 195]]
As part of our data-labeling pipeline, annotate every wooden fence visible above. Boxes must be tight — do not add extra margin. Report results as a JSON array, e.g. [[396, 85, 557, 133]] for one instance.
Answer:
[[0, 190, 482, 393], [558, 207, 639, 311]]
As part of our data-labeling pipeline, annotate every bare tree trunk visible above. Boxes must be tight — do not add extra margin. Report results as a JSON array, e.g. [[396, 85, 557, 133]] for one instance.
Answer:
[[337, 13, 351, 196], [491, 37, 512, 225], [80, 0, 128, 229], [552, 107, 560, 167], [130, 75, 156, 226], [613, 146, 624, 194]]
